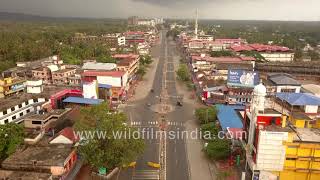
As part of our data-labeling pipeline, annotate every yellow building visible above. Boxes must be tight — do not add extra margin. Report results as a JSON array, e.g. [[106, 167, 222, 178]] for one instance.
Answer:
[[281, 128, 320, 180], [0, 77, 26, 98], [289, 112, 314, 128]]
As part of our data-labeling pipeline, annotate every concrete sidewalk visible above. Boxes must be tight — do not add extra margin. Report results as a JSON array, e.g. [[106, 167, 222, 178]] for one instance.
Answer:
[[129, 57, 159, 102], [185, 119, 217, 180]]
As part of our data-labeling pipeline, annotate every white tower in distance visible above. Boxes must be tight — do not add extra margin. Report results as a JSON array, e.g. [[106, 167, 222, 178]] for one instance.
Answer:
[[194, 9, 198, 40]]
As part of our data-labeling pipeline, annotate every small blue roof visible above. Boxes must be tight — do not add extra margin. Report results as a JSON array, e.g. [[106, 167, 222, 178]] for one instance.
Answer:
[[98, 84, 112, 89], [216, 104, 244, 130], [276, 93, 320, 106], [63, 97, 104, 105]]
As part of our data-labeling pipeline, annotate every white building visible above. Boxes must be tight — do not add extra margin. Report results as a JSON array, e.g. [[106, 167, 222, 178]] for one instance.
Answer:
[[266, 73, 301, 94], [259, 52, 294, 62], [0, 97, 47, 124], [137, 19, 156, 27], [26, 80, 43, 94]]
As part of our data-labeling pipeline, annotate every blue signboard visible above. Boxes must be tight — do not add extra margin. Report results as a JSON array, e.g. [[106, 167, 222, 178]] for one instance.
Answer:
[[227, 69, 259, 88], [11, 83, 25, 91]]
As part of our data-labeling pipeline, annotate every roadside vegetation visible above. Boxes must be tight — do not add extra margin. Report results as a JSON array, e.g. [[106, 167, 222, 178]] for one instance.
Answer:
[[176, 63, 195, 90], [137, 55, 153, 78], [195, 106, 231, 161], [75, 103, 145, 173]]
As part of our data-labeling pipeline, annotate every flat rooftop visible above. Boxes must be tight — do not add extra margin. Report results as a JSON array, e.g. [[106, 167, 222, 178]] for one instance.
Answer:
[[0, 86, 78, 112], [23, 109, 70, 121], [263, 108, 281, 115], [0, 170, 52, 180], [291, 112, 312, 121], [264, 125, 292, 132], [2, 144, 74, 167], [294, 128, 320, 143]]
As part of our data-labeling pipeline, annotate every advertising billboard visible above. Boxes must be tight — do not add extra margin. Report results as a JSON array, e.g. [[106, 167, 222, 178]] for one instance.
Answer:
[[11, 83, 25, 91], [227, 69, 259, 88]]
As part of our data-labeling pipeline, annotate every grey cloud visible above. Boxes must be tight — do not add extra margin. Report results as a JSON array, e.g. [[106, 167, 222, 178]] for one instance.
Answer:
[[0, 0, 319, 21]]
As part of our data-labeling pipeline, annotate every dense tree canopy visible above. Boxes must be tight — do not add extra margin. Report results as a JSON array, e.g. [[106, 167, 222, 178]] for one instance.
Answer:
[[75, 103, 145, 170], [204, 139, 231, 160], [0, 21, 128, 72], [0, 123, 24, 160], [195, 106, 217, 124], [176, 64, 190, 82]]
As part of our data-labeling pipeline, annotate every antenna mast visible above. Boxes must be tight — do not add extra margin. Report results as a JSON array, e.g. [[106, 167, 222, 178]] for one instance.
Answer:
[[195, 9, 198, 39]]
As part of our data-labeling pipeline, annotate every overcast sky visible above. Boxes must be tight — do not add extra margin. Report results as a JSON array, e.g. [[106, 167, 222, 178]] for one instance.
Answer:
[[0, 0, 319, 21]]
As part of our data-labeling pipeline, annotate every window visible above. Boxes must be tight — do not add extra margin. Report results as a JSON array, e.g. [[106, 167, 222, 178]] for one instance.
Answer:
[[12, 116, 16, 120], [4, 119, 8, 124], [26, 109, 30, 113], [18, 104, 22, 108], [3, 110, 7, 115], [33, 98, 38, 103], [25, 101, 29, 105], [20, 112, 23, 117], [32, 121, 42, 125], [11, 107, 15, 111]]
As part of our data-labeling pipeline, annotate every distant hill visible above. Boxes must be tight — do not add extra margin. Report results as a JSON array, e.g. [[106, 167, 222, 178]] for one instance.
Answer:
[[0, 12, 123, 22]]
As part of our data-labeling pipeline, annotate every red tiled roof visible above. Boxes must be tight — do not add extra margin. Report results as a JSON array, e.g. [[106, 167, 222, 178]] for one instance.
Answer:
[[215, 38, 244, 43], [231, 44, 291, 52], [59, 127, 79, 143], [82, 71, 126, 77], [125, 31, 145, 35], [112, 54, 139, 59], [191, 56, 244, 63]]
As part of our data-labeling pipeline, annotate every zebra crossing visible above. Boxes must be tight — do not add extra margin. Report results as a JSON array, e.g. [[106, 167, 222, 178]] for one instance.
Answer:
[[132, 170, 160, 180], [130, 121, 184, 126]]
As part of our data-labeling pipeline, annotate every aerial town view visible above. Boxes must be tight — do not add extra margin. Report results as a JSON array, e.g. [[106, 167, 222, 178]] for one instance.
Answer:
[[1, 1, 320, 180]]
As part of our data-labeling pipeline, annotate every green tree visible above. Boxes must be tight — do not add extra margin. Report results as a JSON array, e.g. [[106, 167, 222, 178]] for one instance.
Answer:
[[240, 50, 266, 62], [176, 64, 190, 81], [136, 66, 147, 77], [204, 139, 231, 160], [200, 122, 219, 140], [0, 123, 24, 160], [139, 55, 153, 66], [75, 103, 145, 171], [96, 55, 117, 63], [195, 107, 217, 124]]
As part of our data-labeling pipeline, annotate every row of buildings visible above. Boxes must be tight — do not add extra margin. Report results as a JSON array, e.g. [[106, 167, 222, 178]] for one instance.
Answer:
[[175, 23, 320, 180], [127, 16, 164, 27], [0, 28, 158, 179]]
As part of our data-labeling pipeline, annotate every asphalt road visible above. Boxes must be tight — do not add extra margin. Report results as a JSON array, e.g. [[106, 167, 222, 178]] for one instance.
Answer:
[[119, 30, 190, 180]]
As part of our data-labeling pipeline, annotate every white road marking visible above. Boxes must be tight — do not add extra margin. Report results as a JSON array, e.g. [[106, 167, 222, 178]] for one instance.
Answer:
[[132, 170, 160, 180]]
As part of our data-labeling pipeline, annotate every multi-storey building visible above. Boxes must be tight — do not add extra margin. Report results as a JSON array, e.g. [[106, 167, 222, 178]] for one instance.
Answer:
[[0, 77, 26, 98], [243, 82, 320, 180], [113, 54, 140, 82]]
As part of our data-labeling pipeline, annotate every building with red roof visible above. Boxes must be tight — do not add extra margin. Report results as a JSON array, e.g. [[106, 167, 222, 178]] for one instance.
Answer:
[[50, 127, 79, 144], [112, 54, 140, 81], [191, 54, 254, 81], [230, 44, 294, 62], [215, 38, 247, 47]]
